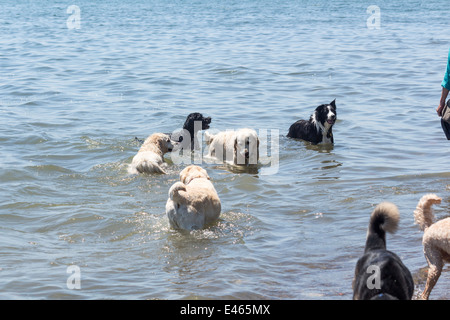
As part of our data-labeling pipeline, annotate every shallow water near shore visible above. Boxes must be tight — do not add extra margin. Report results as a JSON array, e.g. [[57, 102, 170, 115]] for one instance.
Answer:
[[1, 0, 450, 299]]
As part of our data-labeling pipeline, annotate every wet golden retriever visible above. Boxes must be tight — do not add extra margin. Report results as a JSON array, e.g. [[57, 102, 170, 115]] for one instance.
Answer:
[[205, 128, 259, 166], [128, 133, 174, 174], [166, 165, 221, 231]]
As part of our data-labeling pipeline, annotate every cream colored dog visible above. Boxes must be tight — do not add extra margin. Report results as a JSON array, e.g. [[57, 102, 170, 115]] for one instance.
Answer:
[[128, 133, 174, 174], [205, 128, 259, 166], [166, 165, 221, 231], [414, 194, 450, 300]]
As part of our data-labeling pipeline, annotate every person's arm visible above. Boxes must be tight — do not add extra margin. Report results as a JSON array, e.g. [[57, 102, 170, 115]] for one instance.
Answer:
[[437, 49, 450, 116], [437, 87, 449, 116]]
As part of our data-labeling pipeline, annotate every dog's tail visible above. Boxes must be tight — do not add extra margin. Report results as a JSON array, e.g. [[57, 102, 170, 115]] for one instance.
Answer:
[[413, 194, 442, 231], [364, 202, 400, 252], [169, 182, 189, 204]]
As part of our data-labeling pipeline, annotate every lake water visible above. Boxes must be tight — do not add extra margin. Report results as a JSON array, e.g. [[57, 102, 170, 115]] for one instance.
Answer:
[[1, 0, 449, 300]]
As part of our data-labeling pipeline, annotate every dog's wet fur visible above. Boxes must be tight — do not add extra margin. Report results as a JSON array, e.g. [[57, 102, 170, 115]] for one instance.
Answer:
[[287, 100, 336, 144], [171, 112, 211, 150], [353, 202, 414, 300], [134, 113, 211, 150]]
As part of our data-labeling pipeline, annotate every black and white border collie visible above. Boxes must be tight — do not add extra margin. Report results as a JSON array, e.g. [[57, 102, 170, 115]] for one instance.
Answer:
[[287, 100, 336, 144]]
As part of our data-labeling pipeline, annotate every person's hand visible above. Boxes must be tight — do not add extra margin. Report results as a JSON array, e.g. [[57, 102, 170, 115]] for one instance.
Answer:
[[438, 87, 449, 117], [437, 101, 445, 117]]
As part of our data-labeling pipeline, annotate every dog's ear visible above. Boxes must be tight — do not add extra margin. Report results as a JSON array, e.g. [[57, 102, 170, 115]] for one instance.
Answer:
[[203, 169, 211, 180], [158, 135, 167, 149], [180, 165, 196, 184], [233, 137, 238, 163], [257, 137, 260, 161], [204, 131, 214, 145], [330, 99, 336, 108], [179, 169, 188, 184], [183, 113, 201, 131]]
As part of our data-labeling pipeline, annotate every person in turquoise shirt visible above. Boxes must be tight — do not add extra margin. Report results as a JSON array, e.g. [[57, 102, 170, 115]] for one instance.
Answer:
[[437, 47, 450, 116]]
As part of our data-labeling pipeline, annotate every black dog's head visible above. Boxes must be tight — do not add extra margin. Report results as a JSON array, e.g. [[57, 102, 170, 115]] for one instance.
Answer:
[[183, 112, 211, 133], [170, 113, 211, 144], [314, 99, 336, 127]]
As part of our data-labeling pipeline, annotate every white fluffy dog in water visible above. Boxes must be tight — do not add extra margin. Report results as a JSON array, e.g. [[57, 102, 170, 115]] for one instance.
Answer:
[[204, 128, 259, 166], [128, 133, 174, 174], [166, 165, 221, 231]]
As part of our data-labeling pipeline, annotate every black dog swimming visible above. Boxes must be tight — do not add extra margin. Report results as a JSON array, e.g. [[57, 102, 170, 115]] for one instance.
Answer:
[[287, 100, 336, 144], [170, 112, 212, 151], [352, 202, 414, 300], [135, 113, 211, 150]]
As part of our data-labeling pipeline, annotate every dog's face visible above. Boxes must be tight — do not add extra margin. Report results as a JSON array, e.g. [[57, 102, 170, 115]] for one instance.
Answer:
[[315, 99, 336, 127], [183, 113, 212, 132], [180, 165, 210, 184], [234, 129, 259, 165], [153, 133, 174, 153]]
